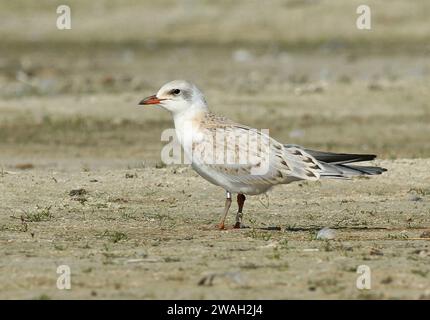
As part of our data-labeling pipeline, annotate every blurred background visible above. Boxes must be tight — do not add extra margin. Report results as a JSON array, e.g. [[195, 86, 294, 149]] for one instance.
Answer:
[[1, 0, 429, 168], [1, 0, 430, 300]]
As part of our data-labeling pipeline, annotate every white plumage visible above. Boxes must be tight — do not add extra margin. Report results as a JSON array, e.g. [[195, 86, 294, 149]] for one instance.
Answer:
[[139, 80, 386, 229]]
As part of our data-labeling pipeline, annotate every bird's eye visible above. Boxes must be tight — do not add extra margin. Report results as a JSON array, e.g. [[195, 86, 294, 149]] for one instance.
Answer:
[[171, 89, 181, 95]]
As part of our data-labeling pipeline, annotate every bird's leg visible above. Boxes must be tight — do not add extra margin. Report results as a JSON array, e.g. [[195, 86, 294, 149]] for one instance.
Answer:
[[218, 191, 232, 230], [234, 194, 246, 229]]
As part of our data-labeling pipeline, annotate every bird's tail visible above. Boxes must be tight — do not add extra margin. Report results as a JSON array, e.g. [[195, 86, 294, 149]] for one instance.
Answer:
[[319, 163, 387, 178], [284, 145, 387, 179]]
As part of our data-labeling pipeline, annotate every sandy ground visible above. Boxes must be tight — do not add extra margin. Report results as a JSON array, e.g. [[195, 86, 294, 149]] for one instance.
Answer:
[[0, 159, 429, 299], [1, 0, 430, 300], [1, 51, 430, 300]]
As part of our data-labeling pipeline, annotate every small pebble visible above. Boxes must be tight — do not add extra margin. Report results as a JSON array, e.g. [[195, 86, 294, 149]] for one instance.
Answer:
[[408, 194, 422, 202], [316, 227, 336, 240], [69, 188, 86, 196], [420, 231, 430, 238]]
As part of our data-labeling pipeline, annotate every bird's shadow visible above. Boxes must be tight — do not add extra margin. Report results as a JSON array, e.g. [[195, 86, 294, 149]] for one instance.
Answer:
[[256, 225, 389, 232], [201, 224, 391, 232]]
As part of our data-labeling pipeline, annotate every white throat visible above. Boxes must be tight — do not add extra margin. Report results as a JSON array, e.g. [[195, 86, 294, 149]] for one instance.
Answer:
[[172, 103, 208, 151]]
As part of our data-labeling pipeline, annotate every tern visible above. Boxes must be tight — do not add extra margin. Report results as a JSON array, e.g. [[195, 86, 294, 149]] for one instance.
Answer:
[[139, 80, 386, 229]]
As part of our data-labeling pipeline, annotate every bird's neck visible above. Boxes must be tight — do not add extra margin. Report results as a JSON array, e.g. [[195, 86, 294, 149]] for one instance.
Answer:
[[173, 103, 208, 148], [173, 103, 208, 130]]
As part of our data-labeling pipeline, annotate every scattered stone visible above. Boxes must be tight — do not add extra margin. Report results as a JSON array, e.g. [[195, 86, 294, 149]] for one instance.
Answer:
[[125, 173, 137, 179], [69, 188, 87, 196], [135, 249, 148, 258], [155, 161, 166, 169], [370, 247, 384, 256], [408, 194, 422, 202], [418, 250, 430, 258], [381, 276, 393, 284], [420, 231, 430, 238], [316, 227, 336, 240]]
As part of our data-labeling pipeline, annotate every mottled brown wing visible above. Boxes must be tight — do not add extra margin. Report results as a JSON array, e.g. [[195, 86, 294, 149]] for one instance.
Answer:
[[192, 115, 322, 186]]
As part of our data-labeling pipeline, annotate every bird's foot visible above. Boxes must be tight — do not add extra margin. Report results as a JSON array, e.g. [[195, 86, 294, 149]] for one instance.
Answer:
[[233, 222, 248, 229], [216, 222, 238, 230], [200, 224, 228, 231]]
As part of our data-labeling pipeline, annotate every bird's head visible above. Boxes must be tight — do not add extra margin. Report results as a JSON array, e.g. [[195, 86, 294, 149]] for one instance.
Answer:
[[139, 80, 207, 115]]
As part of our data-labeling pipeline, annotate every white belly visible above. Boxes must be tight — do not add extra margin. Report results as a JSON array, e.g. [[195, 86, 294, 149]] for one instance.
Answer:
[[190, 161, 272, 195], [174, 113, 274, 195]]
